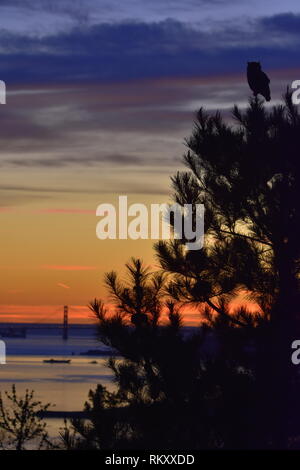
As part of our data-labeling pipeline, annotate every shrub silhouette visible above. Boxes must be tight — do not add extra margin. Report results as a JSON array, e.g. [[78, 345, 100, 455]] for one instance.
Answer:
[[0, 385, 52, 450]]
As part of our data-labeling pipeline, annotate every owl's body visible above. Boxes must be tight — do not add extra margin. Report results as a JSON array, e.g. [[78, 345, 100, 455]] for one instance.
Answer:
[[247, 62, 271, 101]]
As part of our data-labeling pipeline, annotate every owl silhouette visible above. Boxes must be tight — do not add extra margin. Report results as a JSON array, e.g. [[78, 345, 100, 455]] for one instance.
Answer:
[[247, 62, 271, 101]]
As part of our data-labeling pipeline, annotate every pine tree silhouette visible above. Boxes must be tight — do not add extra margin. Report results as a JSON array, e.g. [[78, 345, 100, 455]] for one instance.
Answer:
[[155, 90, 300, 448], [70, 91, 300, 450]]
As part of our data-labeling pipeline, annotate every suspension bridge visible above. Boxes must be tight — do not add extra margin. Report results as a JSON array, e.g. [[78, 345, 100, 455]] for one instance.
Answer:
[[0, 305, 92, 340]]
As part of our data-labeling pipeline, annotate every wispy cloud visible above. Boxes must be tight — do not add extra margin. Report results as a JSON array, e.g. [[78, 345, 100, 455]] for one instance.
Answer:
[[37, 208, 95, 214], [42, 265, 98, 271], [57, 282, 70, 289], [0, 70, 296, 207]]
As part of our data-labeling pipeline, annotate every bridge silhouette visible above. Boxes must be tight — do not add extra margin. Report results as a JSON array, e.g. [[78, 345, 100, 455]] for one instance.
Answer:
[[0, 305, 91, 339]]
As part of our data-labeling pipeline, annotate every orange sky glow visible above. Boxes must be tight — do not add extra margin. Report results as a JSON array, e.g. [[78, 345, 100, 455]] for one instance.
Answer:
[[1, 71, 289, 325]]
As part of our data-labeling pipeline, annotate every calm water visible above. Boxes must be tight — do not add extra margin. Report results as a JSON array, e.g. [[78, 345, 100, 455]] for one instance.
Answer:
[[0, 324, 199, 442], [0, 324, 114, 439]]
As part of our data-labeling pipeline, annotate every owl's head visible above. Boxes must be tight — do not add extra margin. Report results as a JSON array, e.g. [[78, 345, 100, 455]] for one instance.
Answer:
[[247, 61, 261, 71]]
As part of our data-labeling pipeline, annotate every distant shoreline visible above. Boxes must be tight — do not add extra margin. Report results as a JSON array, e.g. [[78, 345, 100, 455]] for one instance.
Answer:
[[0, 322, 96, 328], [38, 410, 88, 419]]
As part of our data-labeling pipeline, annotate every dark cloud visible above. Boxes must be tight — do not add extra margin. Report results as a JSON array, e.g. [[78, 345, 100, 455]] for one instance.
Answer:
[[0, 182, 170, 196], [0, 0, 235, 17], [0, 0, 90, 23], [0, 184, 90, 193], [3, 153, 141, 167], [260, 12, 300, 35], [0, 14, 299, 85]]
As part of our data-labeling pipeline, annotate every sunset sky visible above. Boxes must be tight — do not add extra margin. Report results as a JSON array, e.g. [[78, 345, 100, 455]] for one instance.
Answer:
[[1, 0, 300, 323]]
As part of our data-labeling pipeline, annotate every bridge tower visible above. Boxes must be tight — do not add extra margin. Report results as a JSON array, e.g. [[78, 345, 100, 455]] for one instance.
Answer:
[[63, 305, 68, 340]]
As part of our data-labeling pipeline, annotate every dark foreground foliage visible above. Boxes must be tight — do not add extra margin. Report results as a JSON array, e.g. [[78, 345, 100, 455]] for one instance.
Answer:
[[66, 93, 300, 450]]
